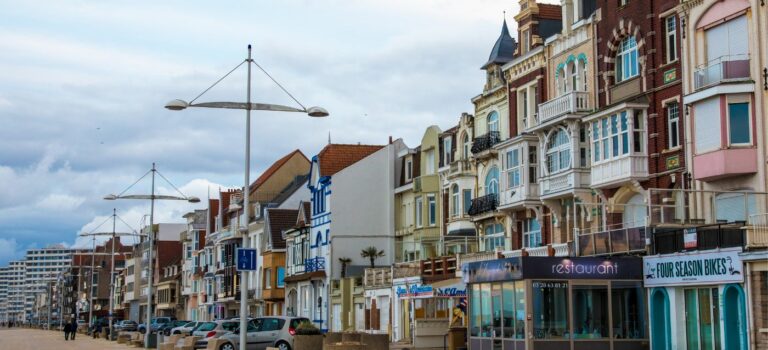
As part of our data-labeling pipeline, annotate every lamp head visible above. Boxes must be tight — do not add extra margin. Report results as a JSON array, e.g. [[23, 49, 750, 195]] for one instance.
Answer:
[[306, 106, 329, 118], [103, 194, 118, 201], [187, 196, 201, 203], [164, 99, 189, 111]]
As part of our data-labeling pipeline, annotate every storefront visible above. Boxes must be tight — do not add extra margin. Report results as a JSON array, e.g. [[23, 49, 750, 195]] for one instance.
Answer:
[[643, 248, 747, 350], [464, 256, 646, 350], [392, 277, 467, 346]]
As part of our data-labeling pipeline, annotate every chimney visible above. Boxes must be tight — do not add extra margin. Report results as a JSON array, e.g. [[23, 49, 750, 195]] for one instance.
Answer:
[[388, 136, 393, 144]]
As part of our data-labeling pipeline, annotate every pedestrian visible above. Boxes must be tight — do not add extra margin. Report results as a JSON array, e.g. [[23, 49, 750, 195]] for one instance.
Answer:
[[63, 319, 71, 341], [69, 318, 78, 340]]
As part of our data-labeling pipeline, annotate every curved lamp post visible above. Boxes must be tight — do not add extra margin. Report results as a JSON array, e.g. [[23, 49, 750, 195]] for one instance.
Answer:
[[165, 45, 328, 350], [105, 163, 199, 348]]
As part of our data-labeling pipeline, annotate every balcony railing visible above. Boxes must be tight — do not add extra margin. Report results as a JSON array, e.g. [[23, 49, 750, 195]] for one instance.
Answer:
[[590, 155, 648, 188], [577, 226, 647, 256], [448, 159, 472, 175], [540, 169, 590, 197], [304, 257, 326, 272], [536, 91, 590, 125], [364, 268, 392, 288], [747, 214, 768, 249], [694, 54, 751, 90], [471, 131, 501, 155], [467, 193, 498, 216], [652, 223, 745, 255]]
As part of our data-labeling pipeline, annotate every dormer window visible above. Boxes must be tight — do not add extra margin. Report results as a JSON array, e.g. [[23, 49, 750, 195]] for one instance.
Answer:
[[462, 133, 471, 159], [443, 137, 452, 165], [405, 158, 413, 181], [616, 37, 639, 82]]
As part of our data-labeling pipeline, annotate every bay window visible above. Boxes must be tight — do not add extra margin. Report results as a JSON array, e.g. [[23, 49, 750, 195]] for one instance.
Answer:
[[545, 128, 571, 174], [590, 109, 644, 163], [528, 146, 538, 184], [451, 185, 459, 217], [505, 148, 521, 188], [484, 223, 505, 251], [616, 37, 639, 82], [728, 102, 750, 145], [463, 189, 472, 215]]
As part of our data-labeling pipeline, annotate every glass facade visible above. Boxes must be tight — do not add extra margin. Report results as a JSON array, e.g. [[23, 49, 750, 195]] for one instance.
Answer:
[[469, 281, 526, 339]]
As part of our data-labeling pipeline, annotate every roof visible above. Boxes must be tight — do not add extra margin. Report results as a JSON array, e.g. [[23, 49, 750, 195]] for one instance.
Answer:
[[317, 144, 384, 177], [298, 201, 311, 227], [265, 208, 299, 250], [482, 19, 517, 69], [250, 149, 309, 194]]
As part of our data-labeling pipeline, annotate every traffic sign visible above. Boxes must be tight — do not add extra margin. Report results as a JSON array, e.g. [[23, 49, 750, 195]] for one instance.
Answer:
[[236, 248, 257, 271]]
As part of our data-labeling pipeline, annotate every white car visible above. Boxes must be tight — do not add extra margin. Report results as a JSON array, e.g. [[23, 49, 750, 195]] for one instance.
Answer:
[[171, 321, 202, 335]]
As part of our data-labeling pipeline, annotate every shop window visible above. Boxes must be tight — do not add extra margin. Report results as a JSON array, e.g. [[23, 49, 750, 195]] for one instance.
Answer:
[[471, 284, 481, 336], [492, 284, 502, 337], [572, 285, 608, 338], [684, 288, 721, 350], [532, 281, 569, 339], [481, 284, 492, 337]]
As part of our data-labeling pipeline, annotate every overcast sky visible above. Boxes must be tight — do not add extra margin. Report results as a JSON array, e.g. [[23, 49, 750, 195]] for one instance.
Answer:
[[0, 0, 541, 265]]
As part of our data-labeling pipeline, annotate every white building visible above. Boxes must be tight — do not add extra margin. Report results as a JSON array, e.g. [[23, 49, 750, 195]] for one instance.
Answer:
[[22, 245, 78, 322]]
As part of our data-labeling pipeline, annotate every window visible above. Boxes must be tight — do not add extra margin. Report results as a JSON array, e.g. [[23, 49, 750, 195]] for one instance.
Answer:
[[667, 103, 680, 149], [616, 37, 639, 82], [443, 137, 452, 165], [546, 128, 571, 174], [572, 285, 608, 338], [485, 166, 499, 195], [405, 158, 413, 181], [684, 288, 721, 350], [276, 267, 285, 288], [528, 146, 538, 183], [612, 281, 646, 339], [728, 102, 750, 145], [581, 60, 588, 91], [488, 111, 499, 133], [425, 150, 435, 175], [505, 149, 521, 188], [415, 196, 423, 228], [463, 190, 472, 215], [693, 97, 721, 153], [484, 223, 505, 251], [570, 61, 579, 93], [427, 194, 436, 226], [451, 185, 459, 217], [523, 218, 541, 248], [264, 268, 272, 289], [665, 16, 678, 63], [532, 281, 569, 339], [619, 0, 629, 6], [463, 133, 471, 159], [521, 29, 530, 53], [591, 110, 638, 163], [705, 15, 748, 63]]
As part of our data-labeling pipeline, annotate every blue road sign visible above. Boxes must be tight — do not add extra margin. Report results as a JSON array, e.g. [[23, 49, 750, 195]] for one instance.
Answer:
[[236, 248, 257, 271]]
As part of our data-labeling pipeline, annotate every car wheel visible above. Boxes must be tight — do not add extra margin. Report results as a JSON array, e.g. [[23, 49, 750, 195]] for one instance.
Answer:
[[219, 342, 235, 350], [173, 330, 180, 335], [276, 341, 291, 350], [139, 328, 145, 334]]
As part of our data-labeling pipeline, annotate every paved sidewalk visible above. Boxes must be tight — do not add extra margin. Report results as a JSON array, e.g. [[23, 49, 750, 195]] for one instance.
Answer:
[[0, 328, 132, 350]]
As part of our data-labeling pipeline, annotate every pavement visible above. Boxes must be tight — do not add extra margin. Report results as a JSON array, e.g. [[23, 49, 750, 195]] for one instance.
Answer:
[[0, 328, 132, 350]]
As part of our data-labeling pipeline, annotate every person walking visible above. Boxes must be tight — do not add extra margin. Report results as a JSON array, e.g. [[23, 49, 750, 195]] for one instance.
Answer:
[[63, 319, 71, 340], [69, 318, 78, 340]]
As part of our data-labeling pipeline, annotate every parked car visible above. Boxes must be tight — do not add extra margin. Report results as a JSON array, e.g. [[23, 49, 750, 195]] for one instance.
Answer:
[[160, 320, 190, 335], [218, 317, 310, 350], [138, 316, 177, 334], [171, 321, 203, 335], [115, 320, 138, 332], [193, 320, 240, 349]]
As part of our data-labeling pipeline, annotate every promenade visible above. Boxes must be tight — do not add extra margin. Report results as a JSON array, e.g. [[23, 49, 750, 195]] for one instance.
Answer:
[[0, 328, 130, 350]]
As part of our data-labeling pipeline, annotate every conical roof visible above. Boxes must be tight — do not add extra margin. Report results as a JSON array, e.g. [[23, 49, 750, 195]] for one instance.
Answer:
[[482, 19, 517, 69]]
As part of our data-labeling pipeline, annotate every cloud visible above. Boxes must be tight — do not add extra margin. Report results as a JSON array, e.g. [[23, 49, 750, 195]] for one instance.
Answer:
[[0, 239, 22, 266]]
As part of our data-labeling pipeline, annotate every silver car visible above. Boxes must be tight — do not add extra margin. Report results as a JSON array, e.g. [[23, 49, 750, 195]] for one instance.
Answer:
[[171, 321, 202, 335], [218, 317, 310, 350], [193, 320, 240, 349]]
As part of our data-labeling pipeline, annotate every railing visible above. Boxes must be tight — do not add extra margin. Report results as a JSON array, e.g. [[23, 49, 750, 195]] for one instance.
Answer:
[[747, 214, 768, 248], [287, 262, 306, 276], [577, 226, 647, 256], [525, 246, 549, 256], [364, 268, 392, 288], [467, 193, 498, 216], [536, 91, 590, 124], [552, 243, 570, 256], [694, 54, 750, 90], [421, 256, 457, 280], [648, 189, 768, 226], [471, 131, 501, 154], [652, 222, 745, 255], [448, 159, 472, 175], [457, 251, 499, 270], [304, 257, 326, 272], [590, 155, 649, 188]]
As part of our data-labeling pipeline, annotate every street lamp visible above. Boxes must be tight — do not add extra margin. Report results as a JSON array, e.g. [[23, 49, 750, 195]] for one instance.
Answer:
[[79, 208, 146, 339], [165, 44, 328, 350], [105, 163, 199, 348]]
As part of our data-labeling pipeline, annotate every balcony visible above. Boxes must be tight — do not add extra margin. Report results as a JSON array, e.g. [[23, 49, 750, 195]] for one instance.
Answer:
[[467, 193, 498, 216], [540, 169, 590, 198], [577, 226, 647, 256], [499, 183, 539, 209], [746, 214, 768, 249], [590, 155, 649, 188], [471, 131, 501, 156], [304, 257, 326, 272], [693, 148, 757, 181], [364, 268, 392, 288], [652, 223, 745, 255], [446, 159, 473, 178], [420, 256, 457, 282], [525, 243, 571, 257], [533, 91, 590, 128], [694, 54, 751, 90]]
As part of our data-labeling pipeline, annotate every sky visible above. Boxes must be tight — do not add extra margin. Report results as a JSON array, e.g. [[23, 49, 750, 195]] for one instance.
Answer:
[[0, 0, 537, 265]]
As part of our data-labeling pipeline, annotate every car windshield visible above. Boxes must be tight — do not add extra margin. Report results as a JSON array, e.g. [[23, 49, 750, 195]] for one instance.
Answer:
[[221, 322, 239, 332], [197, 322, 216, 332], [183, 321, 196, 327]]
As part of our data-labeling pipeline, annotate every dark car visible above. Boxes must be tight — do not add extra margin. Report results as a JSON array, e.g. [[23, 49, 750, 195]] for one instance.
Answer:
[[160, 320, 191, 336], [115, 320, 138, 332], [138, 317, 177, 334]]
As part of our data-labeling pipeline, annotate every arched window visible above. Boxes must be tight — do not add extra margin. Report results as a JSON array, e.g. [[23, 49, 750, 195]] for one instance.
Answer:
[[487, 111, 499, 133], [546, 128, 571, 174], [616, 36, 639, 82], [485, 166, 499, 195], [316, 231, 323, 247], [462, 132, 470, 159], [570, 61, 579, 93], [451, 185, 460, 217]]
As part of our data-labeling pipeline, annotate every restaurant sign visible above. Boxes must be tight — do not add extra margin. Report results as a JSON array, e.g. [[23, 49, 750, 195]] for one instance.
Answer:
[[464, 257, 643, 283], [643, 249, 743, 287]]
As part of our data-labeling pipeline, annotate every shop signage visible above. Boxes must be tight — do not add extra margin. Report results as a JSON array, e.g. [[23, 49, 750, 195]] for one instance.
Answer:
[[523, 257, 643, 280], [396, 283, 466, 298], [684, 228, 697, 249], [643, 249, 743, 287], [463, 257, 523, 284], [435, 285, 467, 298]]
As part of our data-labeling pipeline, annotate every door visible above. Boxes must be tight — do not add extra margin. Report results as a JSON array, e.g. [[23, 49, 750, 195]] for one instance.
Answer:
[[722, 285, 747, 350], [650, 289, 671, 350], [244, 319, 262, 350]]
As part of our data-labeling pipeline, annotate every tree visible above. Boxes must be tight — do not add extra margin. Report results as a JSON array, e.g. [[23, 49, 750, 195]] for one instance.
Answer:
[[360, 246, 385, 268], [338, 257, 352, 278]]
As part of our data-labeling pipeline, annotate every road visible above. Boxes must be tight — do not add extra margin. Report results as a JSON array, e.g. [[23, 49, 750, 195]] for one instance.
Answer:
[[0, 328, 130, 350]]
